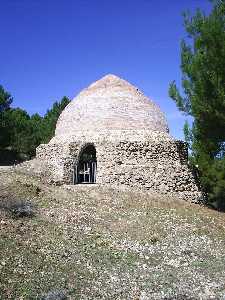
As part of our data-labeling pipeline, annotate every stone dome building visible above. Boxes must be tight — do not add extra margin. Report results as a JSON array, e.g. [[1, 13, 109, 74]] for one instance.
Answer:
[[36, 74, 202, 201]]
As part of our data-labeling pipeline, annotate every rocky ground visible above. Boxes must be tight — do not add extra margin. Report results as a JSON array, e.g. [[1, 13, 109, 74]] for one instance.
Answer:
[[0, 169, 225, 299]]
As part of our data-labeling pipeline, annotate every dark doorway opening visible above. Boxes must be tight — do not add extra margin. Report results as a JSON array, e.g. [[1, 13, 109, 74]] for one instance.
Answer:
[[74, 144, 97, 184]]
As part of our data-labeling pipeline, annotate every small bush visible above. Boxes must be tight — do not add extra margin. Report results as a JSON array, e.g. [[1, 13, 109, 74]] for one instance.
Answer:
[[0, 198, 35, 218], [40, 290, 67, 300], [150, 235, 159, 244]]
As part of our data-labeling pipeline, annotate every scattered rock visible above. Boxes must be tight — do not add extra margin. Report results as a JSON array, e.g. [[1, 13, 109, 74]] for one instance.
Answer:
[[40, 290, 67, 300]]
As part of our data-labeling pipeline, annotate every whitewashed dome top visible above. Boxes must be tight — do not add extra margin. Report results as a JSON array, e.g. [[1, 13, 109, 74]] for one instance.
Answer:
[[55, 74, 169, 139]]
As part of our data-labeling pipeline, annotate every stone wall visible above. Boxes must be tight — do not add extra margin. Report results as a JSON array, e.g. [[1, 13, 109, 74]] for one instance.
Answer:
[[36, 143, 72, 184], [36, 138, 202, 202], [95, 140, 201, 202]]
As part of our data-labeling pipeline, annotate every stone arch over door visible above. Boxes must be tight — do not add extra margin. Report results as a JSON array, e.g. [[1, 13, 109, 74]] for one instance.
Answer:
[[74, 143, 97, 184]]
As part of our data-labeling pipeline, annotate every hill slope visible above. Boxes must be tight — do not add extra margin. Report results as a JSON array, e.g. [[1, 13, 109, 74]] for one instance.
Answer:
[[0, 169, 225, 299]]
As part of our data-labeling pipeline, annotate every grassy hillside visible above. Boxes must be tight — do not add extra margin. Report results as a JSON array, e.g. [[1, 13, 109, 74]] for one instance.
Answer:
[[0, 169, 225, 299]]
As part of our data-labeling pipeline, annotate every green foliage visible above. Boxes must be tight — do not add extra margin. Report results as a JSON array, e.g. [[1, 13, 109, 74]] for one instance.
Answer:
[[28, 113, 44, 156], [0, 85, 70, 160], [7, 108, 31, 154], [42, 96, 70, 143], [169, 0, 225, 208], [0, 85, 13, 112], [201, 157, 225, 210], [0, 86, 13, 147], [183, 120, 193, 148]]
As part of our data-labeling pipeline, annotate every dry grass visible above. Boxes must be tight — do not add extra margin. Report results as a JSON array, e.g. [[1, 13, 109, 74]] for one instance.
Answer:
[[0, 170, 225, 299]]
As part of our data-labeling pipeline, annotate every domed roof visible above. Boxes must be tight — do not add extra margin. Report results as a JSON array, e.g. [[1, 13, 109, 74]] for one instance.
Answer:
[[55, 74, 169, 138]]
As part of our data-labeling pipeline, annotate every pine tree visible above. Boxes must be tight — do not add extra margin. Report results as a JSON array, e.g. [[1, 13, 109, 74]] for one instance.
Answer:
[[42, 96, 70, 143], [0, 85, 13, 148], [169, 0, 225, 208]]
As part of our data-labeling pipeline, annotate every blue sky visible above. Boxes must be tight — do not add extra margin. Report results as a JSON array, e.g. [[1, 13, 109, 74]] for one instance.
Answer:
[[0, 0, 211, 140]]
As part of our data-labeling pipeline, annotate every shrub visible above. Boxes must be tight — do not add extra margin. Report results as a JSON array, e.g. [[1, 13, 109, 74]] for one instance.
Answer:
[[0, 198, 35, 218]]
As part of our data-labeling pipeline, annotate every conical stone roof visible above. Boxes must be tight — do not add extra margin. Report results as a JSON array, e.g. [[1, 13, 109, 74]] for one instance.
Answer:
[[54, 74, 169, 141]]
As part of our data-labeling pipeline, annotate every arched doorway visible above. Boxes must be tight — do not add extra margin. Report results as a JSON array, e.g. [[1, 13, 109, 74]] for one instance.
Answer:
[[74, 144, 97, 184]]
